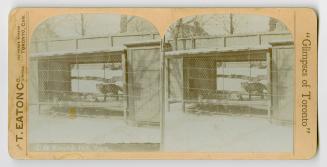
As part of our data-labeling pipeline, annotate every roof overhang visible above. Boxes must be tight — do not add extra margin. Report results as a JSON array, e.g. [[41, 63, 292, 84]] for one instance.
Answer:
[[124, 40, 161, 48], [30, 47, 124, 61], [164, 45, 271, 59]]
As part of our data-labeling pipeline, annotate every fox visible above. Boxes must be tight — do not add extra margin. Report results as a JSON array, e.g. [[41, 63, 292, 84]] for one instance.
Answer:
[[241, 82, 267, 100], [96, 83, 123, 101]]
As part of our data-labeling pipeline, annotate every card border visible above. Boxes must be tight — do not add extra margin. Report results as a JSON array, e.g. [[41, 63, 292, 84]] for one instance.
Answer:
[[8, 7, 317, 159]]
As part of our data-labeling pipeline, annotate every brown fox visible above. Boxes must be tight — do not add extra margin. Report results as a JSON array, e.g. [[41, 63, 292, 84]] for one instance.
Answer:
[[96, 83, 123, 101]]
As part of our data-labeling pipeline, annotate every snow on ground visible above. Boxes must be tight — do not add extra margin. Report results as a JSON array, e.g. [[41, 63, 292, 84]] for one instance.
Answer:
[[164, 103, 293, 152], [28, 106, 160, 144], [29, 102, 292, 152]]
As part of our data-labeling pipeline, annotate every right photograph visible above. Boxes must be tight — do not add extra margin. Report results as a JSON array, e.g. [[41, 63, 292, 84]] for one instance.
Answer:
[[162, 14, 294, 152]]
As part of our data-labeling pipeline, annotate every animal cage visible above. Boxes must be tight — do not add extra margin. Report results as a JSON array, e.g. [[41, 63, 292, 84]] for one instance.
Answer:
[[165, 46, 273, 117], [124, 41, 162, 126], [29, 48, 128, 117], [28, 33, 294, 126], [29, 32, 163, 126], [29, 39, 163, 126]]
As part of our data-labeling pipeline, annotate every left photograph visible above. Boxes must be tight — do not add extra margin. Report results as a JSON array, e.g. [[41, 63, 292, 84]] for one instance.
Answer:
[[28, 14, 162, 152]]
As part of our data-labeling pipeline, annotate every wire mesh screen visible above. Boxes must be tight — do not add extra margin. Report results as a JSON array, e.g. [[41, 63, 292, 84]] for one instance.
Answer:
[[271, 47, 294, 122], [168, 58, 183, 101], [168, 53, 270, 116], [30, 54, 126, 117], [126, 48, 161, 124]]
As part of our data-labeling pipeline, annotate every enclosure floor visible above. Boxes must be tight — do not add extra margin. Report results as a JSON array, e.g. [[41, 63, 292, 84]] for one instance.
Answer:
[[29, 103, 292, 152], [164, 103, 293, 152], [28, 106, 160, 146]]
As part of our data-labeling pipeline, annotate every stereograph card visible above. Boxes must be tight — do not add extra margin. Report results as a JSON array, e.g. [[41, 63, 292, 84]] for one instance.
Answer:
[[8, 8, 317, 159]]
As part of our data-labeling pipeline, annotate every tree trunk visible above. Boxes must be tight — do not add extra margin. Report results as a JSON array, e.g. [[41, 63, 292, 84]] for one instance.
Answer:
[[230, 14, 234, 35], [120, 15, 128, 33], [81, 14, 86, 36]]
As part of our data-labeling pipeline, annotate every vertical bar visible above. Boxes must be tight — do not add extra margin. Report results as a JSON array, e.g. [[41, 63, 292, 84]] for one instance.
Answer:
[[165, 58, 170, 113], [182, 57, 185, 112], [75, 39, 79, 49], [266, 50, 272, 120], [182, 39, 186, 50], [45, 41, 49, 52], [127, 48, 135, 122], [76, 54, 79, 92], [108, 35, 111, 47], [223, 37, 227, 47], [160, 38, 166, 151], [110, 36, 114, 47], [192, 38, 196, 49], [122, 52, 128, 121], [47, 55, 50, 107], [33, 60, 40, 114]]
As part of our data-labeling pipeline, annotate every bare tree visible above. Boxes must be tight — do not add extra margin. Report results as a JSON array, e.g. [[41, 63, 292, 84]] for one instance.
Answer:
[[229, 14, 234, 35], [167, 14, 240, 40], [32, 19, 59, 41], [167, 16, 210, 49], [31, 18, 59, 52], [120, 15, 155, 34], [169, 16, 209, 39], [80, 14, 86, 36], [120, 15, 158, 33], [269, 17, 288, 32], [62, 14, 88, 37], [120, 15, 128, 33], [218, 14, 238, 35]]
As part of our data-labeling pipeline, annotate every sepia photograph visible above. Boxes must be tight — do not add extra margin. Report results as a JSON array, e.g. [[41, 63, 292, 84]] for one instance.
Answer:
[[163, 14, 294, 152], [28, 13, 294, 152]]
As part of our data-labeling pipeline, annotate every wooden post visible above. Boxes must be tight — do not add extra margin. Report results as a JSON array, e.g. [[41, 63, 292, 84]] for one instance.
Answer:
[[182, 57, 186, 112], [75, 39, 79, 49], [160, 39, 166, 151], [126, 48, 135, 122], [122, 52, 128, 121], [223, 37, 227, 47], [192, 38, 196, 49], [110, 36, 114, 47], [165, 58, 170, 113], [266, 50, 272, 120], [230, 14, 234, 35], [182, 39, 186, 50]]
